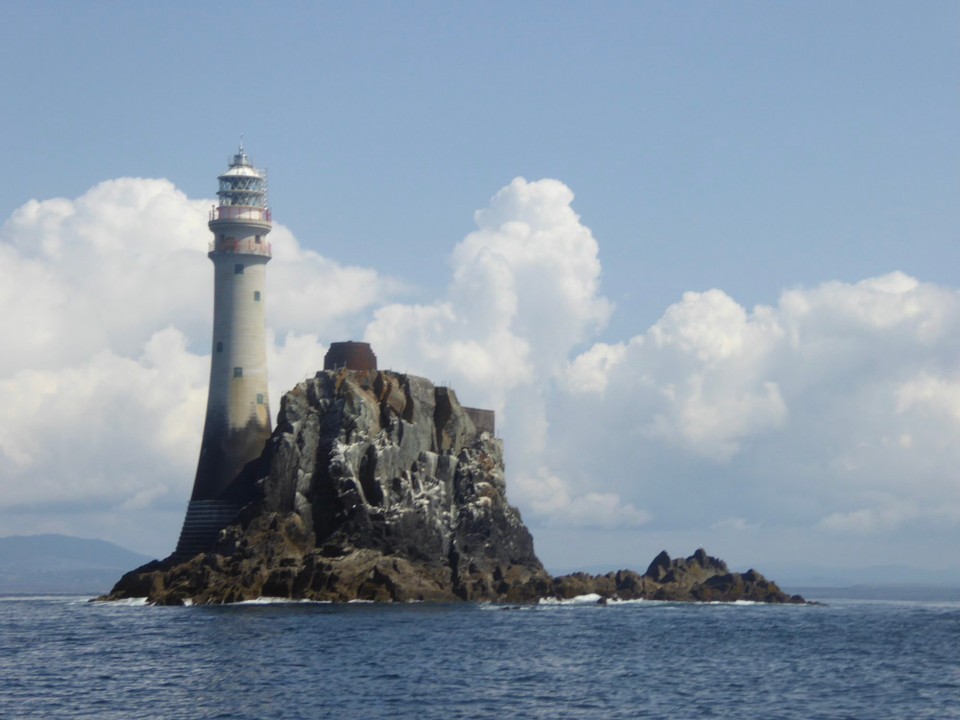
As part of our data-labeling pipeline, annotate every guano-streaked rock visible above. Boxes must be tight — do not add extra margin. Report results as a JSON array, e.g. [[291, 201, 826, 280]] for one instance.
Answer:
[[102, 369, 805, 606], [105, 369, 551, 605]]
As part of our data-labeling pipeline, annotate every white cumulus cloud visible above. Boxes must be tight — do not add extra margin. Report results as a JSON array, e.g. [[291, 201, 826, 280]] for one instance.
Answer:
[[552, 272, 960, 554], [3, 174, 959, 574]]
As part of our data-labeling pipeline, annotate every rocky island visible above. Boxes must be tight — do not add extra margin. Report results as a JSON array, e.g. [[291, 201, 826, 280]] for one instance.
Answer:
[[103, 365, 804, 606]]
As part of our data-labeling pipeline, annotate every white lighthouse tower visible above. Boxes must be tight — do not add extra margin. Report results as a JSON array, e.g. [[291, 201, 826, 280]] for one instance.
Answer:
[[174, 144, 273, 559]]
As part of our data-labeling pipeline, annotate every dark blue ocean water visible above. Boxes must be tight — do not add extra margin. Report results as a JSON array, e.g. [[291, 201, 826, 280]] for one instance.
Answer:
[[1, 594, 957, 719]]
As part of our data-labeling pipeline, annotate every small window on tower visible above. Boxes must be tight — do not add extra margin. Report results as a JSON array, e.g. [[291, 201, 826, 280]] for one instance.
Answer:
[[254, 291, 261, 302], [233, 367, 243, 378], [256, 393, 264, 405], [234, 264, 244, 275], [255, 235, 262, 244], [216, 341, 223, 353]]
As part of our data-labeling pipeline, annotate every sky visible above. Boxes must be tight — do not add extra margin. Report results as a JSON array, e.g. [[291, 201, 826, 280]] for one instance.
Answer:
[[1, 1, 958, 581]]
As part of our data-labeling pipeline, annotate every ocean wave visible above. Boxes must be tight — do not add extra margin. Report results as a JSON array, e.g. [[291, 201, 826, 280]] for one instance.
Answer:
[[0, 595, 96, 603], [231, 597, 332, 605]]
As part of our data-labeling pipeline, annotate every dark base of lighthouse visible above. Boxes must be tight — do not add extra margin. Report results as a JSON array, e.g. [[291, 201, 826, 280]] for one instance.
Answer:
[[172, 499, 243, 561]]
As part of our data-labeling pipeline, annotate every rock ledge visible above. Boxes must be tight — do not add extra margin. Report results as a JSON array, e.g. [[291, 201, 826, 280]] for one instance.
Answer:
[[552, 549, 805, 604]]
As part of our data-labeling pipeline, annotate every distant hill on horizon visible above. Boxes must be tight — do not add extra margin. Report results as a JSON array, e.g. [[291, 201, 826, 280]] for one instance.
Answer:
[[0, 534, 154, 595]]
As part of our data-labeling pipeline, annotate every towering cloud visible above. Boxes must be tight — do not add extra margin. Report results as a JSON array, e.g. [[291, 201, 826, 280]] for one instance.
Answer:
[[364, 178, 645, 528], [366, 178, 612, 392]]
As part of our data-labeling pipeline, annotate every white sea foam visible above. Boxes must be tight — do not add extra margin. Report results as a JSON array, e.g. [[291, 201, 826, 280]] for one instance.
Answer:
[[91, 597, 149, 606], [536, 596, 768, 607], [538, 593, 605, 605]]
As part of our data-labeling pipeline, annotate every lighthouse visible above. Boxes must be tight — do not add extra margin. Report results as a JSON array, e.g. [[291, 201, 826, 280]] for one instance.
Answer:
[[174, 144, 273, 559]]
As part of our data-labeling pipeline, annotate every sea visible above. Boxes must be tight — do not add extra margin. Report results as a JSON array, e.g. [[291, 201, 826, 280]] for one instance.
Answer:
[[1, 592, 957, 719]]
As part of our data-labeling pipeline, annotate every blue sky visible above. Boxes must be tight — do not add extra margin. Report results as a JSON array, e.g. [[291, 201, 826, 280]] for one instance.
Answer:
[[5, 2, 957, 329], [1, 2, 958, 580]]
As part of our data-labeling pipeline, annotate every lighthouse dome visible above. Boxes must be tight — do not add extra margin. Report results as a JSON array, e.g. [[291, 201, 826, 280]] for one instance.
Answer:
[[221, 164, 261, 178]]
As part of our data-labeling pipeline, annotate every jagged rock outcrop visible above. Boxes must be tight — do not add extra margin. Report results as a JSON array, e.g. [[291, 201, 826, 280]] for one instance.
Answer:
[[552, 548, 805, 603], [103, 369, 805, 606], [104, 369, 552, 605]]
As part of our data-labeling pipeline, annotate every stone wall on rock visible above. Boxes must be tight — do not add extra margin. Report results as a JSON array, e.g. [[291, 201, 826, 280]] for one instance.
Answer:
[[463, 407, 495, 436], [323, 341, 377, 371]]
